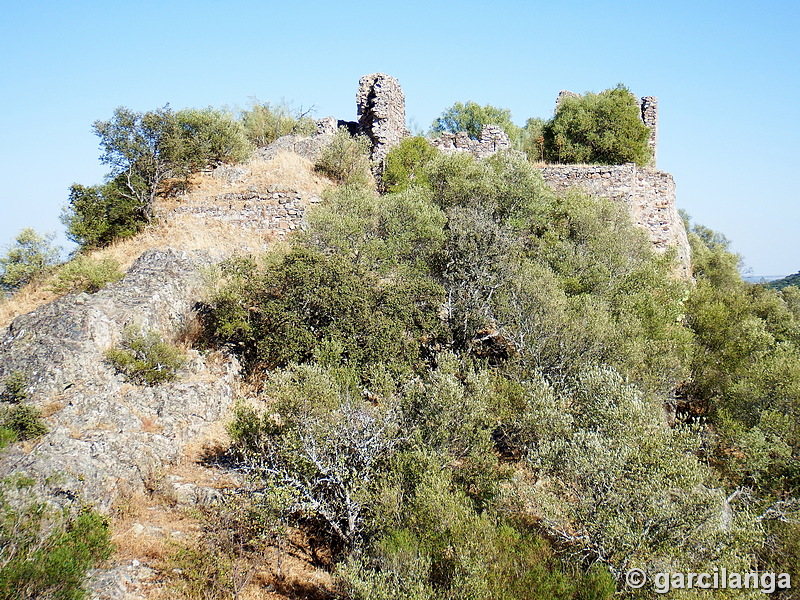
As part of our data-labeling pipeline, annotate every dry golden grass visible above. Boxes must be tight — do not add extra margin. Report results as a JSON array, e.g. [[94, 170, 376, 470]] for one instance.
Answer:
[[171, 151, 331, 205], [0, 151, 332, 330]]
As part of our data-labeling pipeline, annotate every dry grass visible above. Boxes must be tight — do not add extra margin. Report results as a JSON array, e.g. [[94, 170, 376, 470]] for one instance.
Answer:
[[0, 151, 332, 330]]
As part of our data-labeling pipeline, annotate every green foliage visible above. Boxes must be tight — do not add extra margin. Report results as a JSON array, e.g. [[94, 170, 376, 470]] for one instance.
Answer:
[[92, 105, 180, 220], [0, 228, 61, 291], [303, 184, 447, 276], [79, 104, 252, 249], [543, 85, 652, 166], [2, 371, 28, 403], [314, 126, 373, 187], [0, 404, 47, 440], [431, 101, 522, 146], [201, 139, 795, 597], [172, 107, 252, 172], [338, 456, 614, 600], [105, 326, 186, 385], [205, 248, 443, 374], [240, 101, 316, 147], [61, 180, 146, 249], [50, 256, 123, 294], [519, 366, 759, 583], [0, 482, 112, 600], [382, 136, 439, 193], [228, 367, 401, 548], [684, 220, 800, 494], [520, 117, 546, 162]]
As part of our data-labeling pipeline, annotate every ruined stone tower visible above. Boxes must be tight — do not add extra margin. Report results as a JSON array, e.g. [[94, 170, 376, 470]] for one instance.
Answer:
[[356, 73, 408, 168], [639, 96, 658, 167]]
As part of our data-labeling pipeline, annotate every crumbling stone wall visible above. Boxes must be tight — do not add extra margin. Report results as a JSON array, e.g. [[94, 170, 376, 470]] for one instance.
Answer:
[[431, 125, 511, 158], [160, 184, 319, 238], [538, 163, 691, 278], [356, 73, 408, 168], [639, 96, 658, 167]]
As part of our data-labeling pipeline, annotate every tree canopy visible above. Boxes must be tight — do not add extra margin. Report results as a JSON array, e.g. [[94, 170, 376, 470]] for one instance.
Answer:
[[542, 84, 652, 166]]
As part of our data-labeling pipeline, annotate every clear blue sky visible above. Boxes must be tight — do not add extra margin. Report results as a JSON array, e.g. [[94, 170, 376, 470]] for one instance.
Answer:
[[1, 0, 797, 275]]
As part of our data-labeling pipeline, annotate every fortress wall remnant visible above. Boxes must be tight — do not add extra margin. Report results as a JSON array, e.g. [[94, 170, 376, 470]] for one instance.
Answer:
[[639, 96, 658, 167], [431, 125, 511, 158], [356, 73, 408, 168], [538, 163, 691, 278]]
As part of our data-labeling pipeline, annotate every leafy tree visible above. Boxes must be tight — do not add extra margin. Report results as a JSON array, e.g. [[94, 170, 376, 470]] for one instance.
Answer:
[[0, 228, 61, 290], [303, 184, 446, 276], [543, 85, 652, 166], [61, 179, 145, 249], [228, 365, 402, 548], [431, 101, 522, 146], [172, 107, 252, 172], [92, 106, 180, 221], [520, 117, 546, 162], [518, 366, 759, 588]]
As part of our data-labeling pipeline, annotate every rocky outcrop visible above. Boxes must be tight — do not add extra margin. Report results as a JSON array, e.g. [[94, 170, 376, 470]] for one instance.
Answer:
[[0, 249, 239, 510]]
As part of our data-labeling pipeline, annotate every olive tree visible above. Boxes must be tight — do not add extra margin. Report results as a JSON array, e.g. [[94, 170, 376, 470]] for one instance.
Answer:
[[0, 228, 61, 290]]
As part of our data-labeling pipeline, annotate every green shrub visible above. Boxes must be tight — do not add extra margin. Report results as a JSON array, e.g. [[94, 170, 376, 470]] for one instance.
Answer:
[[0, 229, 61, 291], [205, 247, 443, 374], [0, 483, 112, 600], [0, 404, 47, 440], [303, 184, 446, 276], [173, 107, 252, 171], [240, 101, 316, 147], [382, 136, 438, 193], [314, 127, 373, 187], [543, 84, 652, 166], [1, 371, 27, 402], [61, 180, 146, 249], [105, 326, 186, 385], [50, 256, 123, 294]]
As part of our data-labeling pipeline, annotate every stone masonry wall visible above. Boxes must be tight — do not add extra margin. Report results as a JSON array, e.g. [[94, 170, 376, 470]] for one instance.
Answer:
[[538, 163, 691, 278], [162, 184, 320, 238], [431, 125, 511, 158]]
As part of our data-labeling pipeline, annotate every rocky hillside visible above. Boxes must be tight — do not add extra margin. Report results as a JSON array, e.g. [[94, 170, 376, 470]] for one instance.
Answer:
[[0, 149, 338, 600]]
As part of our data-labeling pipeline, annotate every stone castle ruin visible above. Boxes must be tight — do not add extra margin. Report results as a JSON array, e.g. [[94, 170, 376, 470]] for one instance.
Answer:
[[162, 73, 689, 277], [337, 73, 686, 276]]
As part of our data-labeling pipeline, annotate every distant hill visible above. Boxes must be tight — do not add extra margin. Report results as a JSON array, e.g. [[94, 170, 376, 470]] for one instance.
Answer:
[[743, 274, 784, 284], [766, 271, 800, 289]]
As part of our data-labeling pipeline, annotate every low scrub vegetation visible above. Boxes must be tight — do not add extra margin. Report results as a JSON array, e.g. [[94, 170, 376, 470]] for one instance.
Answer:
[[105, 325, 186, 385], [195, 146, 798, 597], [0, 478, 112, 600], [49, 256, 123, 294]]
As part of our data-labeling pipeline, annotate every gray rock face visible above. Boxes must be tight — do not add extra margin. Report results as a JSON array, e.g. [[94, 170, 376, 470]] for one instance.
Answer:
[[0, 248, 239, 510]]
